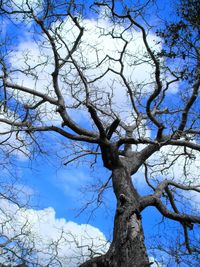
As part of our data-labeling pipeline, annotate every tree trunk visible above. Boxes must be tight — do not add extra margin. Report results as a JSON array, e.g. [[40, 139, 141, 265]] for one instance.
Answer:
[[105, 166, 149, 267], [105, 205, 149, 267], [80, 165, 150, 267]]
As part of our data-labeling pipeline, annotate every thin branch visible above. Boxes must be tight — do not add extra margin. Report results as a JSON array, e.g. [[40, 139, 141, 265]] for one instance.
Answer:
[[63, 151, 100, 165]]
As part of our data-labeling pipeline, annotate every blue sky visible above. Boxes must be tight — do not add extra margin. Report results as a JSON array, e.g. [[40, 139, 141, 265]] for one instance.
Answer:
[[18, 144, 163, 239]]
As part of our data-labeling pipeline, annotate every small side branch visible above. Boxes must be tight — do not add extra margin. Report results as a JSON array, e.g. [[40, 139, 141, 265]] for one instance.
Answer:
[[64, 151, 100, 166]]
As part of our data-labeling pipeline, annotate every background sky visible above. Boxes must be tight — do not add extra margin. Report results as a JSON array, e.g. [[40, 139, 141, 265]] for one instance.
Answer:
[[18, 145, 162, 239]]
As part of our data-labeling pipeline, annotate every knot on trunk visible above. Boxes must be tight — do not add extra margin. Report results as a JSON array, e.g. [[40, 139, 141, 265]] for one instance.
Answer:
[[119, 193, 129, 206], [116, 194, 129, 215]]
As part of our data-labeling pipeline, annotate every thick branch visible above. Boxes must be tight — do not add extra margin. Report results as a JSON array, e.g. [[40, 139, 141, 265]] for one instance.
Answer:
[[155, 199, 200, 224], [167, 139, 200, 152], [140, 179, 200, 225], [88, 104, 106, 139], [176, 75, 200, 135], [31, 125, 99, 143], [106, 118, 120, 140], [3, 80, 97, 138], [138, 143, 160, 162], [4, 81, 58, 105]]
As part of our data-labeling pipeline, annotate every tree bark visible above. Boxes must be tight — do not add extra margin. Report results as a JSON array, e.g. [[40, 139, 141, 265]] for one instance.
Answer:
[[106, 166, 149, 267], [80, 165, 150, 267]]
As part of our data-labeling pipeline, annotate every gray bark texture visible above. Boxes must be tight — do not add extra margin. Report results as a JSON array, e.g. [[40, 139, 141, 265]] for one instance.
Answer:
[[80, 164, 150, 267]]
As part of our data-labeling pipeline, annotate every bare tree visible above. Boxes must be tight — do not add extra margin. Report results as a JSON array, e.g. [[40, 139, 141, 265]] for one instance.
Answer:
[[0, 0, 200, 266]]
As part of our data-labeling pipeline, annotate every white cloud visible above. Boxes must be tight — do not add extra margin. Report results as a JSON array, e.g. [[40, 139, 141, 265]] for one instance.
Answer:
[[147, 145, 200, 183], [149, 257, 163, 267], [0, 200, 109, 266], [6, 11, 163, 128]]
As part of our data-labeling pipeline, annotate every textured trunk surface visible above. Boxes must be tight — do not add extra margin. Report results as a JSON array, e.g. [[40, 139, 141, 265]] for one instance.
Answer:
[[80, 165, 149, 267], [105, 166, 149, 267], [105, 208, 149, 267]]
